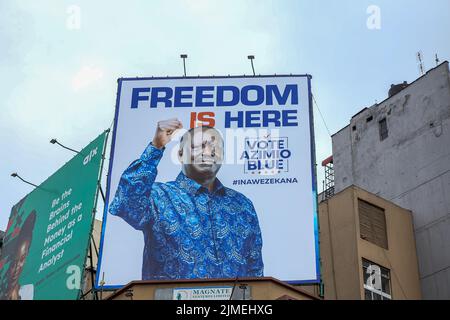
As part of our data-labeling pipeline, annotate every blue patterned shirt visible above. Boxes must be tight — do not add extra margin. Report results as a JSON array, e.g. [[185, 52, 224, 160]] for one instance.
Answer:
[[109, 143, 264, 280]]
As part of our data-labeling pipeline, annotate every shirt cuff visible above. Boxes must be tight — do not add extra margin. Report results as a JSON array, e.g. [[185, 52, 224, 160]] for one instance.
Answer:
[[140, 142, 165, 163]]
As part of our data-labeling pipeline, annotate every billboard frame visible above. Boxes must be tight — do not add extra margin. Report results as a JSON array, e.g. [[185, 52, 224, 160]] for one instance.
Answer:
[[0, 131, 109, 300], [96, 74, 320, 290], [77, 129, 110, 300]]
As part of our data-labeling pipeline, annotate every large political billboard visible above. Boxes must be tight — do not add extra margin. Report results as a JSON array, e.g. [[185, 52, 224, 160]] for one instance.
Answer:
[[97, 75, 319, 288], [0, 131, 107, 300]]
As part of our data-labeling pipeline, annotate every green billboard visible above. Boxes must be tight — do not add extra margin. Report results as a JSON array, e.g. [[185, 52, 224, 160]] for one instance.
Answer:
[[0, 131, 107, 300]]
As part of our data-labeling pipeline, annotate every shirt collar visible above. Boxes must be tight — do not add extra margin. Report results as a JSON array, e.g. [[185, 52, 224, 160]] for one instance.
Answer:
[[176, 172, 225, 195]]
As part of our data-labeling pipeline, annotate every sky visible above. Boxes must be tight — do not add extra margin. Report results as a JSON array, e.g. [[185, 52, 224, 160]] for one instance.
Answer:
[[1, 0, 450, 231]]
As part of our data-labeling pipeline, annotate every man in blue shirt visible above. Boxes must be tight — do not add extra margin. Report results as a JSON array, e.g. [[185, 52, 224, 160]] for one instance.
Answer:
[[109, 118, 264, 280]]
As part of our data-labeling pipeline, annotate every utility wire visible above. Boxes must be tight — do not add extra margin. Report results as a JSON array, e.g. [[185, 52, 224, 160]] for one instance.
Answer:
[[420, 264, 450, 280], [381, 249, 408, 299], [312, 93, 332, 137], [390, 168, 450, 201], [108, 116, 115, 131], [99, 117, 115, 177]]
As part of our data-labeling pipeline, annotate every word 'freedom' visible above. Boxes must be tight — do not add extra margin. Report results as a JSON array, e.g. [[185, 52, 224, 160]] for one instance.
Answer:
[[129, 84, 302, 128], [130, 84, 299, 108]]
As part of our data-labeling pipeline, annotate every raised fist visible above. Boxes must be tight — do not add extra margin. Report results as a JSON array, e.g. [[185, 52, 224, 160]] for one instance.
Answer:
[[152, 118, 183, 149]]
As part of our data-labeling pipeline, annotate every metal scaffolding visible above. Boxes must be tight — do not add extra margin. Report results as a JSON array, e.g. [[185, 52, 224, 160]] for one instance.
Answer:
[[322, 156, 334, 201]]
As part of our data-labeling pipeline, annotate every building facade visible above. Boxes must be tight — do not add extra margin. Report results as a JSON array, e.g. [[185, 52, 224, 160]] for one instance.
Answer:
[[319, 185, 422, 300], [331, 62, 450, 299], [106, 278, 318, 300]]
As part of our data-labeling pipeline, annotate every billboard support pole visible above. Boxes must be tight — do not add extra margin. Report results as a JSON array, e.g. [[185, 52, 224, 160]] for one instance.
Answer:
[[90, 234, 100, 257], [99, 272, 105, 300], [89, 129, 110, 299], [61, 129, 109, 300], [79, 239, 99, 300], [99, 184, 106, 203], [88, 240, 98, 300], [84, 234, 100, 300]]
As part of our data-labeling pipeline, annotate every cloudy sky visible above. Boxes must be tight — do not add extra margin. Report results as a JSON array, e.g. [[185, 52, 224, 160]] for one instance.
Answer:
[[1, 0, 450, 230]]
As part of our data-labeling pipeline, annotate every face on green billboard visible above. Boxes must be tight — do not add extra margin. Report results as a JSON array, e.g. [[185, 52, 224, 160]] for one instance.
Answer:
[[0, 131, 107, 300]]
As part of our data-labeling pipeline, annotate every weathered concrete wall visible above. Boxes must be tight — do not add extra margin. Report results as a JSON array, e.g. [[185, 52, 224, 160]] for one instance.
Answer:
[[332, 62, 450, 299], [354, 187, 422, 300], [319, 188, 361, 299]]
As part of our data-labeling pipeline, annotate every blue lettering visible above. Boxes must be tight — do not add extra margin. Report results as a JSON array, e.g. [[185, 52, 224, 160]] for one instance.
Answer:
[[266, 84, 298, 105], [245, 111, 261, 127], [241, 85, 264, 106], [131, 88, 150, 108], [225, 111, 244, 128], [217, 86, 239, 106], [174, 87, 193, 107], [282, 110, 298, 126], [280, 149, 291, 159], [130, 84, 301, 109], [247, 162, 258, 171], [262, 110, 281, 127], [195, 86, 214, 107], [240, 151, 249, 160], [225, 110, 298, 128], [150, 87, 173, 108]]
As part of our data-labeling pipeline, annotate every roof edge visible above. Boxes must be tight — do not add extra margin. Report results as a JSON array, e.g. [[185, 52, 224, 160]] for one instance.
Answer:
[[106, 277, 320, 300]]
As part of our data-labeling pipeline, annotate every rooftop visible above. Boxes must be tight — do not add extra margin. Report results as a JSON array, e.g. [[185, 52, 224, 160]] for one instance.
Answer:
[[332, 60, 449, 137]]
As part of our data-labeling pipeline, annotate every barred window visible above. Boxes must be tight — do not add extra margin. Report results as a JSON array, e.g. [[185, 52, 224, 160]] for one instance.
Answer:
[[379, 118, 388, 141], [358, 199, 388, 249], [363, 259, 391, 300]]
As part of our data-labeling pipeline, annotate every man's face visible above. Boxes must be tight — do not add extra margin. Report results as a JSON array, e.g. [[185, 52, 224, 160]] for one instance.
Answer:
[[10, 240, 30, 283], [179, 127, 224, 179]]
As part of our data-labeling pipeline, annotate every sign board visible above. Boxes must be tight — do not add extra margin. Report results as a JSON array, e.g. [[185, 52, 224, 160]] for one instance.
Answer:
[[0, 131, 107, 300], [173, 286, 233, 300], [97, 76, 319, 288]]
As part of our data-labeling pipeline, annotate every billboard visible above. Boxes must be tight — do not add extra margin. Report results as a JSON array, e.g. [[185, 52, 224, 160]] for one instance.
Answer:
[[0, 131, 107, 300], [97, 75, 319, 288]]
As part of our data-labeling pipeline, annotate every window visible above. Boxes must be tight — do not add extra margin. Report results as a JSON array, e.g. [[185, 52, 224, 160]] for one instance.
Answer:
[[379, 118, 388, 140], [363, 259, 391, 300], [358, 199, 388, 249]]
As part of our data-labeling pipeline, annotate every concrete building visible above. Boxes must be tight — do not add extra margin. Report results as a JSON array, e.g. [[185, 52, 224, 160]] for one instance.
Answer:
[[331, 61, 450, 299], [319, 185, 421, 299], [105, 277, 318, 300]]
